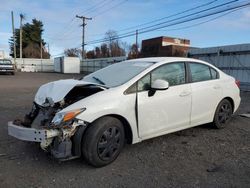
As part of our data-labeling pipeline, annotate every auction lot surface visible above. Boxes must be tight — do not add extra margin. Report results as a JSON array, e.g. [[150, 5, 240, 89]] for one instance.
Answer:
[[0, 72, 250, 188]]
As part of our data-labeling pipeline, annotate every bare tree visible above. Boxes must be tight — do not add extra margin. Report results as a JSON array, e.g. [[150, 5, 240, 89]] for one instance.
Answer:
[[100, 43, 109, 57], [128, 43, 139, 59], [86, 50, 95, 59], [95, 46, 101, 58], [64, 48, 80, 57], [104, 30, 125, 57]]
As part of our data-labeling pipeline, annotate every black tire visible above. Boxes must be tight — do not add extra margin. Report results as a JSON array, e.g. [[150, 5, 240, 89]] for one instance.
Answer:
[[82, 116, 125, 167], [213, 99, 233, 129]]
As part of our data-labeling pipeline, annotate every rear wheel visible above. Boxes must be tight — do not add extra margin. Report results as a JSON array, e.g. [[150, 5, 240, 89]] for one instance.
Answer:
[[213, 99, 233, 129], [82, 117, 125, 167]]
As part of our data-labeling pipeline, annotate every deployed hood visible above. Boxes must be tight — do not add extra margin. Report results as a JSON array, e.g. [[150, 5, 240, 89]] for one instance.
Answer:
[[34, 79, 103, 106]]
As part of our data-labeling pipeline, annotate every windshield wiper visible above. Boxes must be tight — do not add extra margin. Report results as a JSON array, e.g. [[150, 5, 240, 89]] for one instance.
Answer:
[[92, 76, 105, 85]]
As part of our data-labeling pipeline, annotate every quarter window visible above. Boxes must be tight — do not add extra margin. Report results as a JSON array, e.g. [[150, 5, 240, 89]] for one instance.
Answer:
[[137, 74, 151, 91], [210, 68, 218, 79]]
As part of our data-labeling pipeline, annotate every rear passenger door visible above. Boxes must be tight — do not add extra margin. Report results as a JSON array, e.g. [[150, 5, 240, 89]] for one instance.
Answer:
[[188, 62, 223, 126]]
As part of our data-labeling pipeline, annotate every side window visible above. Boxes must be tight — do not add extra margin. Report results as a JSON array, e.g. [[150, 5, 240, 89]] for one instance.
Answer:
[[151, 62, 186, 86], [124, 62, 187, 95], [190, 63, 211, 82]]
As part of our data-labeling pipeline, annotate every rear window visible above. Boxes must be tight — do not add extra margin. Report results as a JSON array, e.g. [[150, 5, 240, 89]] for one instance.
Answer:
[[189, 62, 219, 82]]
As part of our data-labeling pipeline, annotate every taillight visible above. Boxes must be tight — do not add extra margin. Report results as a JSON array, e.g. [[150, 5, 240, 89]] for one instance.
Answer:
[[235, 80, 240, 88]]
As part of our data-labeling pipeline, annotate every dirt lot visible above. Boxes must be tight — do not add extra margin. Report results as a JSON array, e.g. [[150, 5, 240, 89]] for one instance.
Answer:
[[0, 72, 249, 188]]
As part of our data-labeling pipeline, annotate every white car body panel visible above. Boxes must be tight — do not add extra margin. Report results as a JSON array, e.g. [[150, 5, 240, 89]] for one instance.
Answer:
[[137, 84, 192, 139], [190, 79, 223, 125], [31, 57, 240, 144]]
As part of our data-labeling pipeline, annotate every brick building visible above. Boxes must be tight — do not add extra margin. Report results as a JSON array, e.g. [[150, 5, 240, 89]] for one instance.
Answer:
[[141, 36, 190, 57]]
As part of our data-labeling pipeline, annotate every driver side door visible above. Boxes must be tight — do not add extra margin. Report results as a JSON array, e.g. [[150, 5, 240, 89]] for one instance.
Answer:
[[137, 62, 192, 139]]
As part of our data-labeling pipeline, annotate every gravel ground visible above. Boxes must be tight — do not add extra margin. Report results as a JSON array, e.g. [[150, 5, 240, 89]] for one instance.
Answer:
[[0, 72, 249, 188]]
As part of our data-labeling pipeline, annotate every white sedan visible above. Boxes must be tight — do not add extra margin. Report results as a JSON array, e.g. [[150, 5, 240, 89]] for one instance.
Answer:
[[8, 57, 241, 167]]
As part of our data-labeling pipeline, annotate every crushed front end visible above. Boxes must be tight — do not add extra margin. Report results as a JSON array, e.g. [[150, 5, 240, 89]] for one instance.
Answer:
[[8, 100, 87, 160], [8, 82, 105, 161]]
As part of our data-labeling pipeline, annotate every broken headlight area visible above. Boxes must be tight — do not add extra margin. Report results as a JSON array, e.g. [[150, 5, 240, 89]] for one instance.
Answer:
[[15, 101, 62, 128], [51, 108, 86, 128], [15, 100, 85, 129]]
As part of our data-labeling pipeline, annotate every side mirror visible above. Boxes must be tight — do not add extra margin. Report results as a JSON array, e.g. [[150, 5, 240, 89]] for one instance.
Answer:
[[149, 79, 169, 97], [151, 79, 169, 90]]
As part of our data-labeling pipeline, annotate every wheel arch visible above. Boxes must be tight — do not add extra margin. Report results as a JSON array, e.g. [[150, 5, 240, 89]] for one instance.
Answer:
[[108, 114, 133, 144], [223, 97, 235, 112], [84, 114, 133, 145], [212, 96, 235, 122], [72, 114, 133, 158]]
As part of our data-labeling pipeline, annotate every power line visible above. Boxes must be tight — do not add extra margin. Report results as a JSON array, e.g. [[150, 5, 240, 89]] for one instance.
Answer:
[[87, 0, 220, 37], [86, 0, 243, 44], [47, 0, 111, 41], [49, 0, 211, 43], [120, 0, 239, 39], [157, 7, 246, 32], [135, 0, 239, 33], [80, 0, 114, 16], [92, 0, 128, 18], [85, 1, 250, 45], [112, 0, 220, 32], [138, 1, 250, 34]]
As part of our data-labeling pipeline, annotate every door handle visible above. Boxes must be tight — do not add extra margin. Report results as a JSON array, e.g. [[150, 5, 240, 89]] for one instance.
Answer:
[[179, 91, 191, 97]]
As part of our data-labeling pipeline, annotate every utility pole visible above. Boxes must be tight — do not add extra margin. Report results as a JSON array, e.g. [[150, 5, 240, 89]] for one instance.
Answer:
[[40, 40, 43, 71], [76, 15, 92, 59], [135, 30, 138, 58], [11, 11, 17, 69], [19, 14, 24, 59], [40, 40, 43, 59]]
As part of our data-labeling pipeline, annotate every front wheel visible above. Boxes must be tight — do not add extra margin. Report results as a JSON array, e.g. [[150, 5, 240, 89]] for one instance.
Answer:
[[82, 117, 125, 167], [213, 99, 233, 129]]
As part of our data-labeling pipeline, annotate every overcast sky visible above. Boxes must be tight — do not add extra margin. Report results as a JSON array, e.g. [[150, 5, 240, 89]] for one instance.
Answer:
[[0, 0, 250, 57]]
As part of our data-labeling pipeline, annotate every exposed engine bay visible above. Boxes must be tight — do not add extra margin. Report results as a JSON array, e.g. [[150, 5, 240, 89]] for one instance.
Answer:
[[11, 83, 105, 160], [19, 85, 104, 128]]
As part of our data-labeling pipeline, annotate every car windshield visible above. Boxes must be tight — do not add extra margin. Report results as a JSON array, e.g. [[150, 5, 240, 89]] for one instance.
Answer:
[[0, 60, 12, 64], [82, 60, 154, 88]]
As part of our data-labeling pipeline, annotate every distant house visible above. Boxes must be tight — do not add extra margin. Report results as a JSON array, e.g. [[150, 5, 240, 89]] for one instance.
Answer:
[[141, 36, 190, 57]]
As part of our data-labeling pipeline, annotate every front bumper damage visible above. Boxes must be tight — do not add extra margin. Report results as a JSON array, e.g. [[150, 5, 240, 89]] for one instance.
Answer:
[[8, 120, 87, 161], [8, 122, 60, 142]]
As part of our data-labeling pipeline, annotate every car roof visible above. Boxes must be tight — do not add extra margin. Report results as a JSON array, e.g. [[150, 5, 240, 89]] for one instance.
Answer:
[[125, 57, 201, 63]]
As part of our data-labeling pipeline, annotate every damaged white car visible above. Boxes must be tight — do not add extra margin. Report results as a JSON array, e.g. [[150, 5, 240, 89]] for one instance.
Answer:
[[8, 57, 241, 167]]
